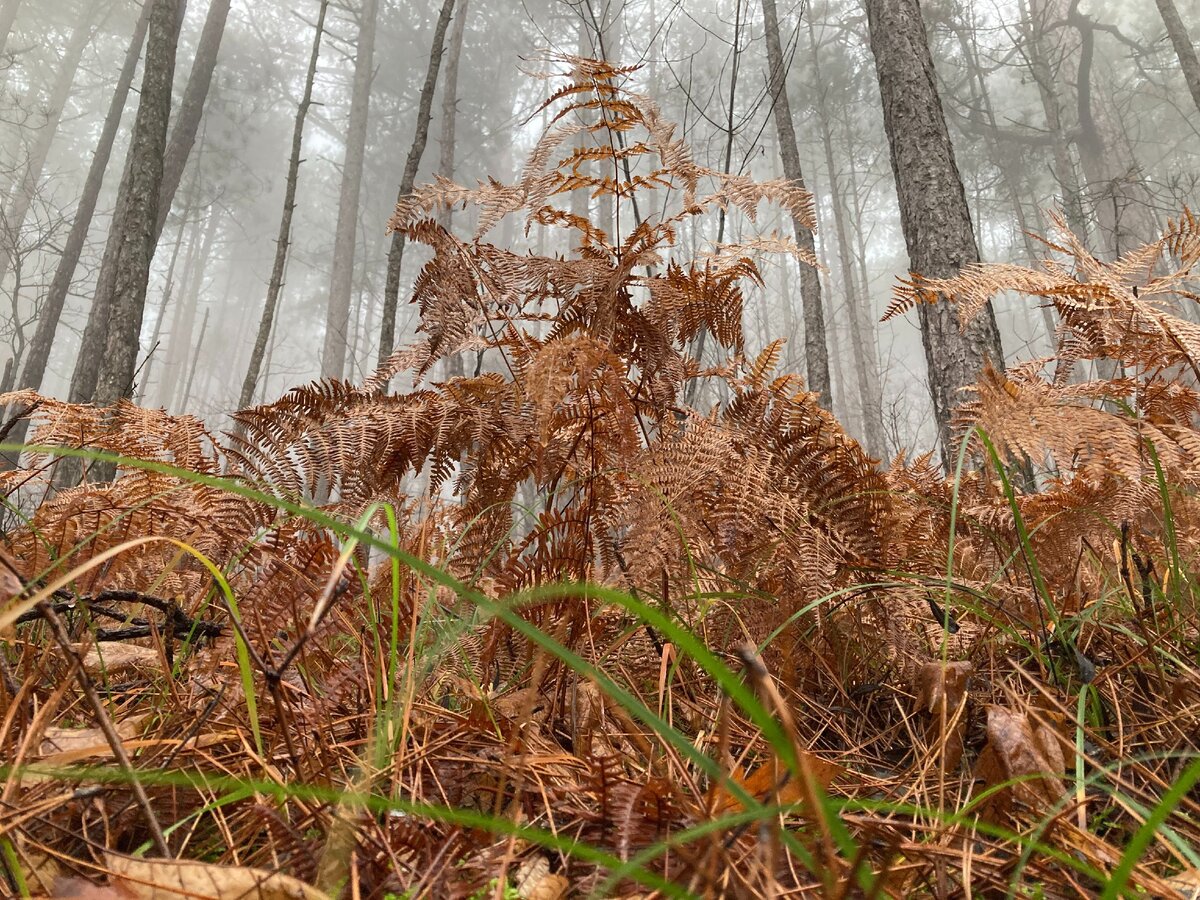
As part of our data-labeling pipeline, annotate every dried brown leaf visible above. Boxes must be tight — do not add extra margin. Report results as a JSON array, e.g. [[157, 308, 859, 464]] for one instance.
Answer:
[[105, 853, 329, 900]]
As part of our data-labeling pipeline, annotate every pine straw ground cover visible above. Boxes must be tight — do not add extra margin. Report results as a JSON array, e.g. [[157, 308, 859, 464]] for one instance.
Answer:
[[1, 57, 1199, 899]]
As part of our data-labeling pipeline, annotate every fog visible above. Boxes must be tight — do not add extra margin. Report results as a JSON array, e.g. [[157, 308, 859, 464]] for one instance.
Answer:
[[2, 0, 1198, 458]]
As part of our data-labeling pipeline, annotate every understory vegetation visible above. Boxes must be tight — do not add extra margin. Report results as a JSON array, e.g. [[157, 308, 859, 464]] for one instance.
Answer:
[[1, 59, 1199, 898]]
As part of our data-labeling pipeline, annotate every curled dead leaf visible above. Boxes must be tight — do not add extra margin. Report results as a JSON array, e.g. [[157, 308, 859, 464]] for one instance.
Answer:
[[515, 855, 569, 900], [913, 660, 972, 770], [977, 705, 1066, 817], [105, 853, 330, 900]]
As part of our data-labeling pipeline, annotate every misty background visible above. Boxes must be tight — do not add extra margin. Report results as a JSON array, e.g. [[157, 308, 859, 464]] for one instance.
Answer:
[[1, 0, 1197, 460]]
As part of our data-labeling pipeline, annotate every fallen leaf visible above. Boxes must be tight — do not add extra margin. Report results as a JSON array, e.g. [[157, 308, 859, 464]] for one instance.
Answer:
[[53, 877, 136, 899], [707, 752, 840, 817], [977, 705, 1066, 816], [105, 853, 330, 900], [516, 855, 569, 900], [40, 715, 149, 760], [78, 645, 161, 678], [913, 660, 972, 770], [0, 548, 26, 640]]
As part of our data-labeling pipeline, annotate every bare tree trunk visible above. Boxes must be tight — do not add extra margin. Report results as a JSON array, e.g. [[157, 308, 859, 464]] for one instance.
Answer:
[[377, 0, 456, 370], [3, 3, 151, 469], [686, 0, 743, 407], [69, 0, 229, 407], [950, 16, 1058, 346], [0, 3, 101, 284], [760, 0, 832, 410], [1019, 0, 1089, 241], [155, 0, 231, 238], [865, 0, 1005, 469], [808, 16, 886, 458], [91, 0, 183, 410], [179, 305, 209, 409], [438, 0, 467, 379], [163, 206, 219, 408], [239, 0, 328, 410], [321, 0, 379, 381], [138, 202, 192, 405], [1156, 0, 1200, 117], [1068, 0, 1155, 261]]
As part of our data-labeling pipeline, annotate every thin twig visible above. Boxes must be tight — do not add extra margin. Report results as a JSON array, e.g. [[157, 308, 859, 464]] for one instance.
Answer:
[[37, 601, 172, 858]]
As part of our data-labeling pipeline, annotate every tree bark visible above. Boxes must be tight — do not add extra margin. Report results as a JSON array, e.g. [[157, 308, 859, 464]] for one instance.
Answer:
[[91, 0, 183, 409], [321, 0, 379, 381], [1156, 0, 1200, 118], [377, 0, 456, 370], [239, 0, 328, 410], [864, 0, 1005, 468], [155, 0, 231, 238], [760, 0, 832, 410], [0, 2, 101, 285], [5, 1, 151, 462], [69, 0, 228, 407], [807, 15, 886, 459]]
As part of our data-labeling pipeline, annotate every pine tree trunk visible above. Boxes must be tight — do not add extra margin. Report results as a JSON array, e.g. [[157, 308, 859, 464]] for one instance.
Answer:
[[91, 0, 183, 410], [4, 2, 151, 465], [239, 0, 328, 411], [70, 0, 228, 406], [321, 0, 379, 381], [760, 0, 832, 410], [1156, 0, 1200, 117], [864, 0, 1005, 468], [0, 3, 100, 285], [377, 0, 456, 371], [155, 0, 231, 238]]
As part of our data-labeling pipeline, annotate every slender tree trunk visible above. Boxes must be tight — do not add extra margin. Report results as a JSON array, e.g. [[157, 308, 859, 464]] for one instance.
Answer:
[[137, 204, 191, 405], [0, 3, 101, 284], [1156, 0, 1200, 117], [808, 16, 886, 458], [951, 18, 1058, 346], [377, 0, 456, 370], [155, 0, 231, 238], [321, 0, 379, 380], [91, 0, 183, 410], [179, 305, 209, 409], [163, 206, 219, 408], [438, 0, 467, 379], [685, 0, 743, 407], [1019, 0, 1089, 241], [2, 3, 151, 470], [864, 0, 1005, 468], [239, 0, 328, 410], [0, 0, 20, 62], [69, 0, 228, 407], [1068, 0, 1155, 261], [760, 0, 832, 410]]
